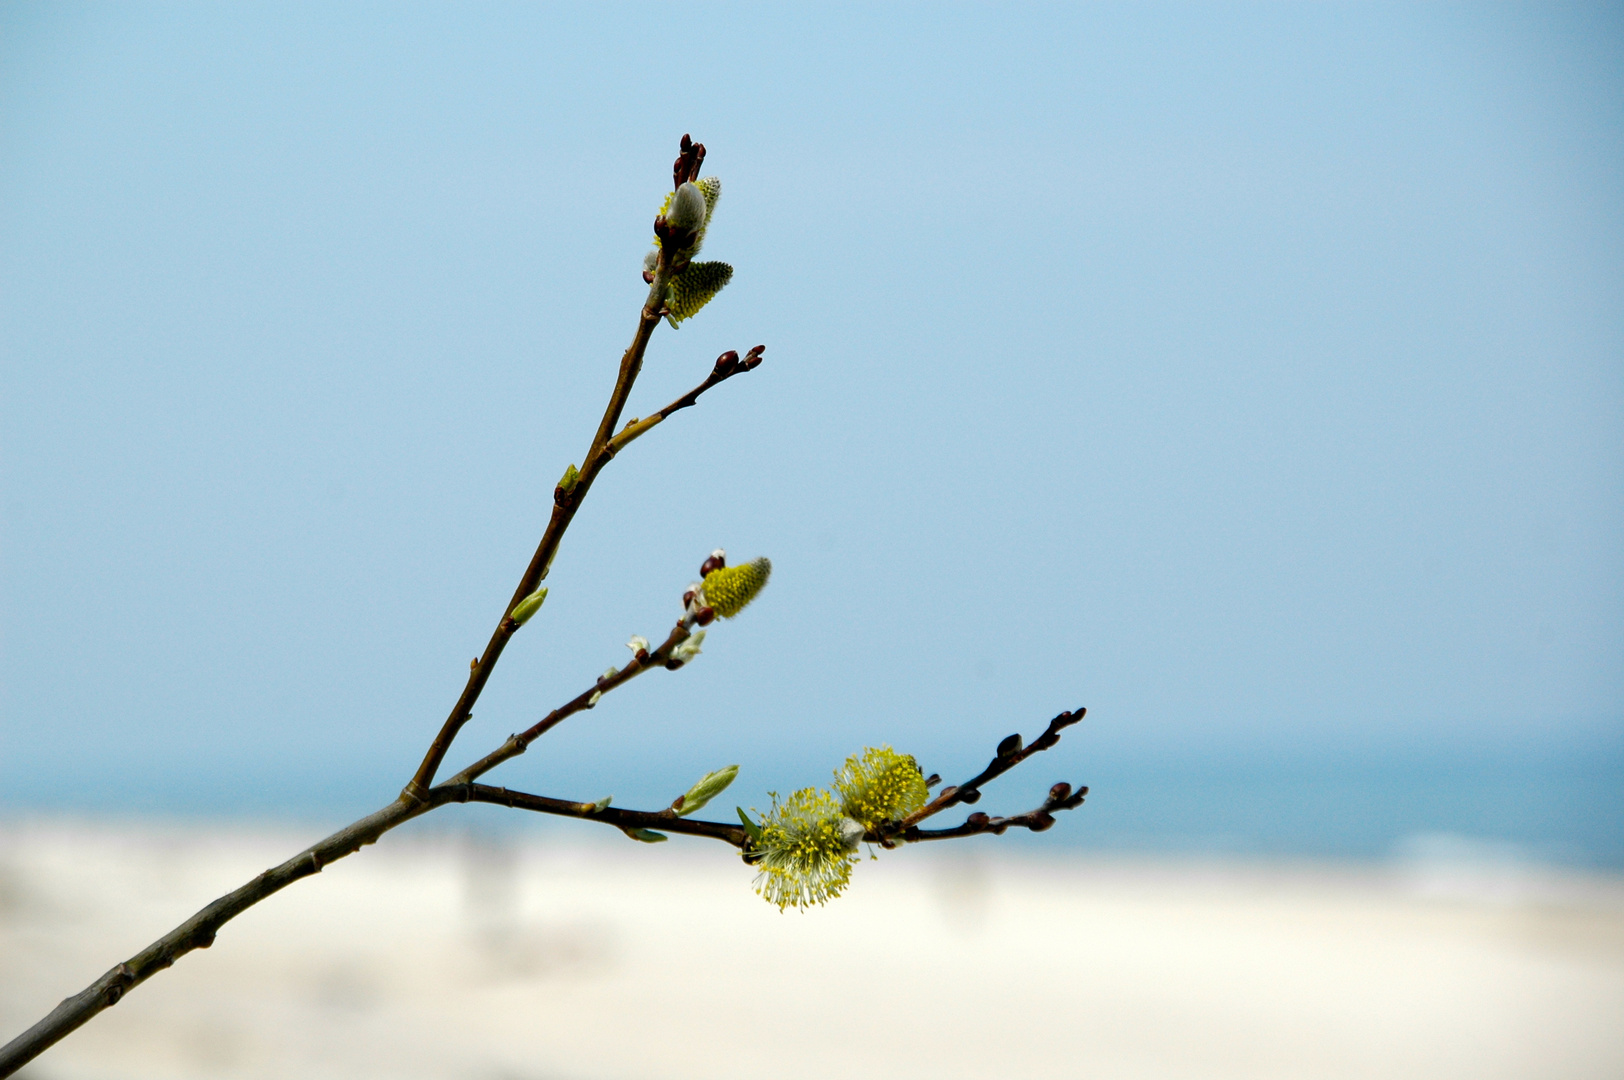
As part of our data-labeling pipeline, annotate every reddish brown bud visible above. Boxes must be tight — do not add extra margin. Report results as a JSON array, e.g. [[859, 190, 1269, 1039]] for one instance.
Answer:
[[695, 606, 716, 626], [682, 589, 697, 607], [1049, 782, 1073, 802], [713, 350, 739, 375], [699, 552, 726, 577], [959, 788, 981, 804], [966, 812, 990, 829], [1029, 811, 1056, 832], [742, 345, 765, 370]]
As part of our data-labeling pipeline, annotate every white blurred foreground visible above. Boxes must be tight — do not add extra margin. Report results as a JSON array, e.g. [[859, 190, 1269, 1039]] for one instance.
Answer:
[[2, 820, 1621, 1080]]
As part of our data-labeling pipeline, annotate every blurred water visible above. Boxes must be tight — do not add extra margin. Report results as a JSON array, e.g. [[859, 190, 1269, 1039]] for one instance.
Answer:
[[6, 746, 1619, 870]]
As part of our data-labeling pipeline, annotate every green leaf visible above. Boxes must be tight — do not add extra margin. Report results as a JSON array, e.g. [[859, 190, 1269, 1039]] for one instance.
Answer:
[[736, 807, 764, 845]]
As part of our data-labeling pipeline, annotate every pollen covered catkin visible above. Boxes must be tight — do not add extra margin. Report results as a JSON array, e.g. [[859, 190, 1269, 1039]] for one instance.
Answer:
[[834, 746, 929, 829], [699, 557, 771, 617], [751, 787, 861, 911]]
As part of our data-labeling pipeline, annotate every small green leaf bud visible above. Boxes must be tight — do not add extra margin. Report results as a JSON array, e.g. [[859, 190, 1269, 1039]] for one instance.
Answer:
[[678, 764, 739, 816], [510, 587, 549, 626], [623, 827, 668, 843], [558, 463, 580, 493], [697, 557, 771, 618], [586, 796, 612, 813], [670, 629, 705, 665]]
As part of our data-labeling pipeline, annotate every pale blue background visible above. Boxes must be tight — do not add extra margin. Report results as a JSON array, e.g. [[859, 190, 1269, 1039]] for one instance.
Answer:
[[3, 4, 1620, 862]]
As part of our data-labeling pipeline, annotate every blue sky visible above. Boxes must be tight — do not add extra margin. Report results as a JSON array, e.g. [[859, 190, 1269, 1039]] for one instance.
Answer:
[[2, 4, 1620, 857]]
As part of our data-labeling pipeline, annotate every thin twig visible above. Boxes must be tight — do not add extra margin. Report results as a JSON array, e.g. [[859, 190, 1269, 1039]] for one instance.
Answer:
[[901, 781, 1089, 843], [607, 345, 764, 457], [432, 783, 749, 847], [899, 707, 1087, 829], [442, 622, 691, 786]]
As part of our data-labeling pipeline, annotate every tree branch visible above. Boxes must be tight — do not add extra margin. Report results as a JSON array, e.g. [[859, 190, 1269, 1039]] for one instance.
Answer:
[[432, 782, 749, 847], [0, 798, 428, 1077], [402, 282, 668, 802]]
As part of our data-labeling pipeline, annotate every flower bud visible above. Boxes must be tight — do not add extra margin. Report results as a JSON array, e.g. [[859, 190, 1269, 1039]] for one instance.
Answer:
[[665, 181, 707, 232], [700, 548, 726, 577]]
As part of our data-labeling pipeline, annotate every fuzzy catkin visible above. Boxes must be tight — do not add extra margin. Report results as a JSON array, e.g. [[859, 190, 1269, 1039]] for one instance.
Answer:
[[700, 557, 771, 617]]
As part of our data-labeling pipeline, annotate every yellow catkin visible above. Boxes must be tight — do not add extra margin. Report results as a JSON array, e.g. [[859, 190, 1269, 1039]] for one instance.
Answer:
[[700, 557, 770, 617], [666, 261, 733, 325], [834, 746, 928, 829], [751, 788, 857, 911]]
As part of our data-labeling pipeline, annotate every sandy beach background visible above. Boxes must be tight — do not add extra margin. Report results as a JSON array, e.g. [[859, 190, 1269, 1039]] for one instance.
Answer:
[[3, 819, 1620, 1080]]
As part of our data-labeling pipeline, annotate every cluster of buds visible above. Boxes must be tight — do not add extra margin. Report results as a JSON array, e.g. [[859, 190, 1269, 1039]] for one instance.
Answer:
[[647, 135, 731, 326]]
